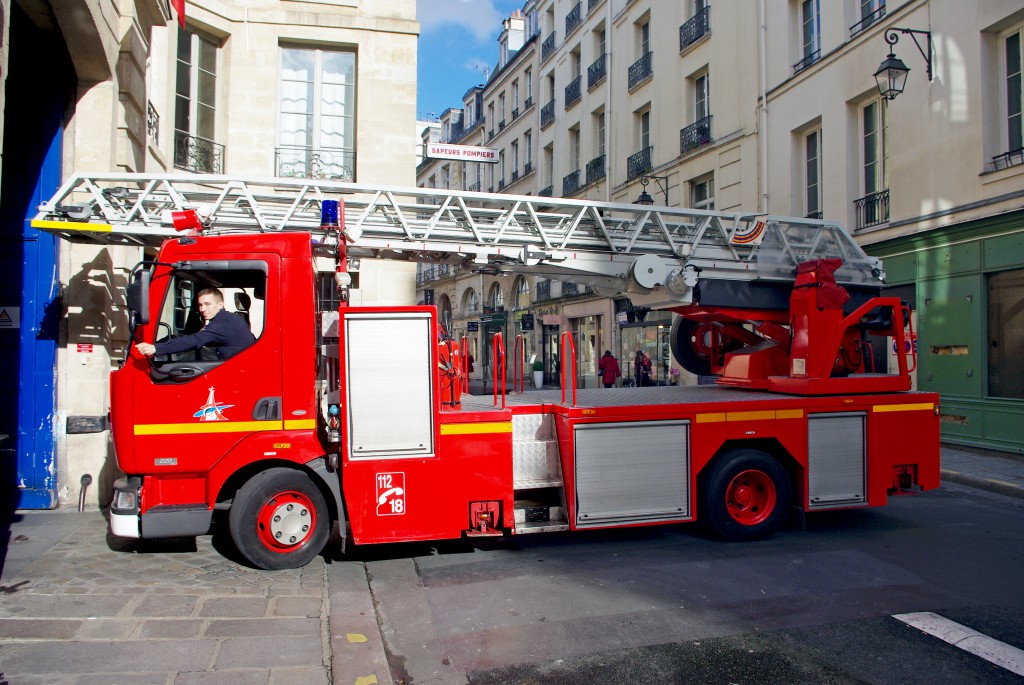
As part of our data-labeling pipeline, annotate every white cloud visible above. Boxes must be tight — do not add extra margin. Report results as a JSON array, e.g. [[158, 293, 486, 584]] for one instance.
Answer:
[[417, 0, 505, 42]]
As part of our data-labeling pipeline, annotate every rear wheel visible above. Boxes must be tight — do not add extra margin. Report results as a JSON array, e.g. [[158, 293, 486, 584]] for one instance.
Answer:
[[701, 449, 791, 541], [229, 468, 330, 570], [670, 317, 742, 376]]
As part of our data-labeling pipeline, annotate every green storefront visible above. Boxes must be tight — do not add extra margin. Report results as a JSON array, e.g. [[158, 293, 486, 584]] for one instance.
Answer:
[[866, 210, 1024, 454]]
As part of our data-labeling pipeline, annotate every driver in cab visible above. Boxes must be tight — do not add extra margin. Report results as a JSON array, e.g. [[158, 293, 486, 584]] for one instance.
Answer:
[[136, 288, 255, 360]]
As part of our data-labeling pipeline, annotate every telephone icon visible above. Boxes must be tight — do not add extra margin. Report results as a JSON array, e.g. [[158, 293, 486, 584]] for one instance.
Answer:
[[377, 487, 404, 506]]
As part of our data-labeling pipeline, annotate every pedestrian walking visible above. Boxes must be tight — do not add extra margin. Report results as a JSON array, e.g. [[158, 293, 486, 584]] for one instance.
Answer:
[[634, 349, 653, 387], [597, 350, 621, 388]]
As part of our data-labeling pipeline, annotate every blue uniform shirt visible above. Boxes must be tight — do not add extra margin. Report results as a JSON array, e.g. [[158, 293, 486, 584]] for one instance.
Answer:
[[154, 309, 256, 359]]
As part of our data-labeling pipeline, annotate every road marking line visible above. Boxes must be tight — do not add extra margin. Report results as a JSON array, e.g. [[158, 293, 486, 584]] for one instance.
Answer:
[[894, 612, 1024, 676]]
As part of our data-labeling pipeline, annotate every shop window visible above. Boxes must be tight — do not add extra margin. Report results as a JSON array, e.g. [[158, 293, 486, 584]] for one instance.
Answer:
[[988, 268, 1024, 399]]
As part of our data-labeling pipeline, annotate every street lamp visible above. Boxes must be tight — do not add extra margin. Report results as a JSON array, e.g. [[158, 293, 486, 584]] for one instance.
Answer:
[[633, 175, 669, 206], [874, 27, 933, 100]]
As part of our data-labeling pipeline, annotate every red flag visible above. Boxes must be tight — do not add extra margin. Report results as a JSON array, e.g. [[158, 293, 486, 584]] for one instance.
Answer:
[[171, 0, 185, 28]]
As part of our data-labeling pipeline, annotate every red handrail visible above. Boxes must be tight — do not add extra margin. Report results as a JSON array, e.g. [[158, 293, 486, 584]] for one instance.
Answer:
[[560, 331, 577, 407], [492, 333, 506, 408], [459, 335, 470, 379], [902, 305, 918, 374], [512, 334, 525, 393]]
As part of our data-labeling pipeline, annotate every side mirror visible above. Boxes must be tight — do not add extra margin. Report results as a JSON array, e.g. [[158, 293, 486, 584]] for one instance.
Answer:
[[126, 269, 151, 325]]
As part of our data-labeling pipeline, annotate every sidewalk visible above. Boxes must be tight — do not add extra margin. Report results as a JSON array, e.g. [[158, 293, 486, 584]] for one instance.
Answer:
[[1, 443, 1021, 684]]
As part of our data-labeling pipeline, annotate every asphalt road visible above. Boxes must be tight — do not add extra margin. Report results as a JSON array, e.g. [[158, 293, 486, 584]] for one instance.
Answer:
[[355, 481, 1024, 684]]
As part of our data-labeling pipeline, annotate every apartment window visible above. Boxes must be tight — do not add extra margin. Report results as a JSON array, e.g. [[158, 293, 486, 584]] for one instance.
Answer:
[[595, 111, 606, 157], [1003, 29, 1022, 160], [638, 109, 651, 151], [462, 288, 479, 315], [512, 140, 520, 175], [694, 72, 710, 121], [514, 276, 531, 310], [175, 27, 222, 172], [691, 174, 715, 210], [525, 131, 533, 166], [639, 20, 651, 57], [805, 129, 822, 217], [597, 28, 607, 56], [499, 150, 506, 186], [488, 103, 495, 129], [863, 99, 888, 196], [988, 268, 1024, 399], [570, 127, 581, 171], [441, 165, 450, 189], [544, 144, 554, 186], [513, 80, 520, 111], [488, 282, 504, 310], [526, 69, 533, 101], [799, 0, 821, 69], [499, 94, 506, 127], [278, 47, 356, 180]]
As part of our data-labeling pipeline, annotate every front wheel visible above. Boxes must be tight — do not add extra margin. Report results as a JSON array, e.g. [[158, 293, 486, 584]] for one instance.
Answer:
[[229, 468, 330, 570], [701, 449, 792, 541]]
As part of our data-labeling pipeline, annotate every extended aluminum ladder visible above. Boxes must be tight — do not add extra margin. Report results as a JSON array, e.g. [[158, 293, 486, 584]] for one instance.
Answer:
[[32, 172, 883, 304]]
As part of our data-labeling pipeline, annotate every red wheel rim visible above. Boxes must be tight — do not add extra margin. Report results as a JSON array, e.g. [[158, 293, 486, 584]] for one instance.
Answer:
[[689, 322, 718, 357], [725, 469, 776, 526], [256, 490, 317, 553]]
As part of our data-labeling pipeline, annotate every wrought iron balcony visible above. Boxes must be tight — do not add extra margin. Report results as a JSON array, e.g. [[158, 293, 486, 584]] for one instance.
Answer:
[[626, 147, 652, 180], [850, 3, 886, 36], [562, 169, 581, 196], [562, 281, 579, 296], [586, 155, 606, 185], [542, 32, 556, 61], [588, 53, 607, 89], [990, 147, 1024, 171], [488, 129, 495, 140], [565, 76, 582, 109], [499, 179, 506, 190], [588, 0, 602, 10], [541, 100, 556, 129], [539, 185, 554, 197], [524, 161, 533, 174], [854, 189, 890, 229], [512, 107, 519, 120], [565, 2, 582, 35], [536, 279, 551, 301], [680, 115, 713, 154], [524, 96, 534, 109], [466, 182, 481, 192], [806, 210, 823, 219], [512, 169, 520, 182], [499, 119, 506, 131], [793, 49, 821, 73], [679, 6, 710, 50], [147, 101, 159, 148], [628, 52, 653, 90], [175, 131, 225, 174]]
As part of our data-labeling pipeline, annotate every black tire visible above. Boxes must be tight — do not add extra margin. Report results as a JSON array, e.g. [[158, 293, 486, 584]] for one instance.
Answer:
[[228, 467, 330, 570], [700, 449, 792, 541], [670, 317, 712, 376]]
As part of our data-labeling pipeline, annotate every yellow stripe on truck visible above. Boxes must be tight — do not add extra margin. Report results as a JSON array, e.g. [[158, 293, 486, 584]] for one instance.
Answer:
[[31, 219, 114, 233], [440, 422, 513, 436], [696, 409, 804, 423], [135, 421, 283, 435], [872, 403, 935, 413]]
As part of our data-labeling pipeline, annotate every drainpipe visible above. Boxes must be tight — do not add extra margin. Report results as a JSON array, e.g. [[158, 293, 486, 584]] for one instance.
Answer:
[[759, 0, 769, 213]]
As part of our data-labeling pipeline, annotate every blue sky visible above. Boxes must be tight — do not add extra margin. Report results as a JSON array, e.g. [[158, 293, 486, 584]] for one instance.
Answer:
[[416, 0, 524, 121]]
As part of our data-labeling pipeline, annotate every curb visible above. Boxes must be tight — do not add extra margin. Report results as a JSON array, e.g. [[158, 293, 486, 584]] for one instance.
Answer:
[[327, 561, 391, 685], [941, 469, 1024, 501]]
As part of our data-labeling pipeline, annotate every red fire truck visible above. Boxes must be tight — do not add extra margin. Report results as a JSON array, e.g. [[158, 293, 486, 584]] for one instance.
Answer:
[[34, 174, 939, 570]]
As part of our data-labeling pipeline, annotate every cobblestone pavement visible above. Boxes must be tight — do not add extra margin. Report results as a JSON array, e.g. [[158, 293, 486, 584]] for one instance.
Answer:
[[0, 512, 387, 685]]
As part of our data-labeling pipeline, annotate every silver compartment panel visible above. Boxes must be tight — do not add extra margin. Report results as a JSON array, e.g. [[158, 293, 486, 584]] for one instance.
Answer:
[[807, 412, 866, 509], [574, 420, 689, 526]]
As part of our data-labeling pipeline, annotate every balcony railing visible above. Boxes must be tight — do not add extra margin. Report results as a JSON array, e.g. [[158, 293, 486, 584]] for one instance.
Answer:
[[680, 115, 713, 154], [536, 279, 551, 301], [566, 3, 582, 35], [990, 147, 1024, 171], [585, 155, 606, 185], [466, 182, 481, 192], [588, 53, 607, 89], [565, 76, 582, 109], [499, 119, 506, 131], [539, 185, 554, 197], [562, 281, 579, 296], [628, 51, 653, 89], [793, 49, 821, 73], [542, 32, 556, 61], [147, 101, 159, 148], [626, 146, 652, 180], [175, 131, 226, 174], [806, 209, 823, 219], [562, 169, 581, 196], [512, 107, 519, 120], [416, 264, 460, 285], [499, 179, 506, 190], [512, 169, 520, 182], [854, 188, 890, 229], [541, 100, 556, 128], [850, 2, 886, 36], [524, 96, 534, 109], [679, 6, 710, 50]]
